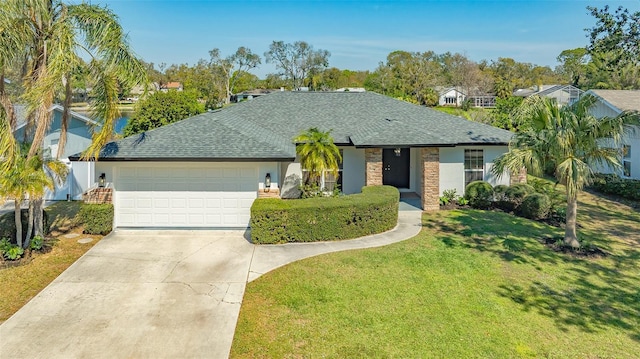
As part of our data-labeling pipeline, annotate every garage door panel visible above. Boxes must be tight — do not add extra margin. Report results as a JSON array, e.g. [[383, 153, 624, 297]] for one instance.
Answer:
[[115, 165, 258, 228]]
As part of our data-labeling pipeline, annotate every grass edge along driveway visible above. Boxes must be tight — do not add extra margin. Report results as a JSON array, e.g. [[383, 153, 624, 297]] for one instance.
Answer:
[[232, 190, 640, 358]]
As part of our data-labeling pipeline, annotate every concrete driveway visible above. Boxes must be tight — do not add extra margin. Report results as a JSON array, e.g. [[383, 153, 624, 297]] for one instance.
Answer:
[[0, 229, 254, 359]]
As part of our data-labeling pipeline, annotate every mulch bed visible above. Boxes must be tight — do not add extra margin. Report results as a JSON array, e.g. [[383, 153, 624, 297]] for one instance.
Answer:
[[539, 236, 609, 259]]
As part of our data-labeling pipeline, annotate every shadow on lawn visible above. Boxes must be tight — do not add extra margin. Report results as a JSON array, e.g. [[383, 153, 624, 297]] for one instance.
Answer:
[[425, 210, 640, 341]]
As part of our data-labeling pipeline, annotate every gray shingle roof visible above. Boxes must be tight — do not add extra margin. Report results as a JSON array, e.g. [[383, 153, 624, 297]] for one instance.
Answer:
[[87, 91, 513, 161], [589, 90, 640, 112]]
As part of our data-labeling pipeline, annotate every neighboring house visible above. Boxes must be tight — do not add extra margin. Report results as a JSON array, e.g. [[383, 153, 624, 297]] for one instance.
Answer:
[[468, 95, 497, 108], [438, 87, 466, 107], [584, 89, 640, 179], [513, 84, 584, 106], [71, 91, 516, 229], [13, 104, 98, 200], [159, 82, 183, 92], [335, 87, 366, 92], [231, 89, 281, 103]]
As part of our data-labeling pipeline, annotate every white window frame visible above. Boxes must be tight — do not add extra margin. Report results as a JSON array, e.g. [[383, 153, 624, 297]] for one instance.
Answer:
[[464, 149, 484, 188]]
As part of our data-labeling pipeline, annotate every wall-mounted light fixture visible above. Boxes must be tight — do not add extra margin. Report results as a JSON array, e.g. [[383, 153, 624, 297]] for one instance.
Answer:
[[394, 148, 402, 157], [265, 173, 271, 192], [99, 173, 106, 187]]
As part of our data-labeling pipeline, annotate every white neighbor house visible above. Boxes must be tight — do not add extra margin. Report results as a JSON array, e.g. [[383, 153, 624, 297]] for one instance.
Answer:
[[73, 91, 516, 229], [585, 90, 640, 179]]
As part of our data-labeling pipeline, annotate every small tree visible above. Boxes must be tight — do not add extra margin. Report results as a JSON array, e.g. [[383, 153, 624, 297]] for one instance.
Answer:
[[294, 128, 342, 188], [123, 90, 205, 136], [209, 47, 261, 105], [492, 95, 639, 248], [265, 41, 330, 90]]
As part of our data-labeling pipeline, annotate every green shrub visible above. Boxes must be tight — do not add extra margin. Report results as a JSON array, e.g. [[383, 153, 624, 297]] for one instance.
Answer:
[[518, 193, 551, 220], [251, 186, 399, 244], [589, 173, 640, 200], [3, 245, 24, 261], [439, 189, 459, 206], [0, 238, 12, 253], [78, 204, 114, 235], [552, 206, 567, 222], [0, 209, 50, 243], [30, 235, 44, 251], [493, 185, 509, 209], [464, 181, 494, 209], [502, 183, 536, 211]]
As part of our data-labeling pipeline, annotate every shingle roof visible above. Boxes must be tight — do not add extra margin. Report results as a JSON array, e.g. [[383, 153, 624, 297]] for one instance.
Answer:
[[588, 90, 640, 112], [85, 91, 513, 161]]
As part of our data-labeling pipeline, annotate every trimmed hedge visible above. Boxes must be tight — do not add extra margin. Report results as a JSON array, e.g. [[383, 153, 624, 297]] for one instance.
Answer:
[[500, 183, 536, 211], [590, 173, 640, 200], [77, 203, 114, 235], [465, 181, 494, 209], [518, 193, 551, 220], [250, 185, 399, 244], [0, 209, 50, 244]]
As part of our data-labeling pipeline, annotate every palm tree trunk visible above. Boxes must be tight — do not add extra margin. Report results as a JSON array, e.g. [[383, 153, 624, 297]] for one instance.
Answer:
[[564, 196, 580, 248], [0, 72, 17, 131], [57, 74, 72, 159], [33, 198, 44, 237], [14, 199, 23, 248], [25, 200, 34, 248]]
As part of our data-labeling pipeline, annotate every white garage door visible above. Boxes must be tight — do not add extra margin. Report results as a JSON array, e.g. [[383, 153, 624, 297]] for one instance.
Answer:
[[114, 164, 258, 228]]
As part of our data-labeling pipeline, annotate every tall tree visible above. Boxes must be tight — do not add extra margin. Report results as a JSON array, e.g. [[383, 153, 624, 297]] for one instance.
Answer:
[[209, 47, 261, 104], [0, 0, 146, 236], [556, 48, 588, 87], [123, 90, 205, 136], [294, 128, 341, 187], [264, 41, 330, 90], [492, 95, 639, 248], [587, 5, 640, 75]]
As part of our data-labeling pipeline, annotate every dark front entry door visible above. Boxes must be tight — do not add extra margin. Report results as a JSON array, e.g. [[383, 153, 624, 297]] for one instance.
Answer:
[[383, 148, 410, 188]]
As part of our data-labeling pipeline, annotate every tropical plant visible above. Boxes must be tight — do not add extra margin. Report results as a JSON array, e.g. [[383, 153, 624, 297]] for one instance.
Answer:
[[0, 0, 146, 238], [492, 95, 640, 247], [294, 128, 342, 189]]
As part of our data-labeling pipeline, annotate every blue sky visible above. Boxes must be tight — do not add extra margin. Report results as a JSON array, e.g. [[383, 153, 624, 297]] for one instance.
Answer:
[[84, 0, 640, 77]]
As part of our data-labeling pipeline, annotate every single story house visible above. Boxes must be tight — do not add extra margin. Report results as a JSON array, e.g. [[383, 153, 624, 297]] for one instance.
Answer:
[[513, 84, 583, 106], [71, 91, 516, 229], [14, 104, 97, 200], [585, 89, 640, 179], [437, 87, 466, 106]]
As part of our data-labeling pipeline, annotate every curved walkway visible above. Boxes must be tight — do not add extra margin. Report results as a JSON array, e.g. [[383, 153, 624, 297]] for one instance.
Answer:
[[248, 208, 423, 282]]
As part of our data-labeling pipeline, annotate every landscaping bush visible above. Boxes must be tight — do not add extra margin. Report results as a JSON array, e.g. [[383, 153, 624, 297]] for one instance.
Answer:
[[518, 193, 551, 220], [439, 189, 459, 206], [493, 185, 509, 209], [502, 183, 536, 211], [589, 173, 640, 200], [250, 186, 399, 244], [0, 209, 50, 243], [464, 181, 494, 209], [77, 204, 114, 235]]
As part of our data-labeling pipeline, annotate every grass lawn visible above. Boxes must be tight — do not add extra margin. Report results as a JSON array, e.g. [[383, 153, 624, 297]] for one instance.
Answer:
[[0, 201, 102, 323], [232, 188, 640, 358]]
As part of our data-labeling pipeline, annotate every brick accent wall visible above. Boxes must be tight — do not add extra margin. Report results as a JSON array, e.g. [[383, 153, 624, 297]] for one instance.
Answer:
[[257, 188, 281, 199], [510, 167, 528, 185], [83, 187, 113, 204], [365, 148, 383, 186], [421, 148, 440, 211]]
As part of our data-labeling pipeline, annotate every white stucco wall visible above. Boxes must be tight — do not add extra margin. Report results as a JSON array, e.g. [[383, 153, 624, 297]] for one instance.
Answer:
[[341, 147, 365, 194], [439, 146, 511, 196]]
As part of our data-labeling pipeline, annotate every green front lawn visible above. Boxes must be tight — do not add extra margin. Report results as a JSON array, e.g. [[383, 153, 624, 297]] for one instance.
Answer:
[[232, 190, 640, 358], [0, 201, 103, 322]]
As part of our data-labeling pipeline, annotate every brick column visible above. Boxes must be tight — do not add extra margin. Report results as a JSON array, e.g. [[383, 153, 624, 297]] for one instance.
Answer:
[[510, 167, 528, 185], [365, 148, 383, 186], [83, 188, 113, 204], [421, 148, 440, 211]]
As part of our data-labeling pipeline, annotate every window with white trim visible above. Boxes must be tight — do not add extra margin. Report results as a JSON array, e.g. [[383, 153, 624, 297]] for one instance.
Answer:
[[445, 97, 457, 105], [464, 149, 484, 188], [623, 145, 631, 177], [302, 149, 343, 192]]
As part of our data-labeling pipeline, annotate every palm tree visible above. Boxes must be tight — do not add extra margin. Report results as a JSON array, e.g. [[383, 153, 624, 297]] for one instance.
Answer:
[[0, 0, 147, 236], [294, 128, 342, 188], [0, 145, 59, 248], [492, 95, 639, 248]]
